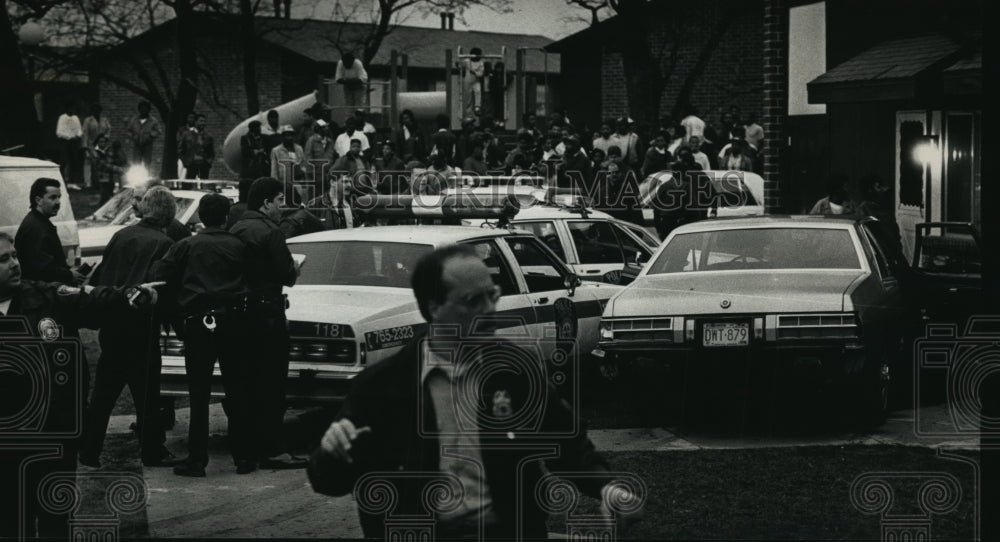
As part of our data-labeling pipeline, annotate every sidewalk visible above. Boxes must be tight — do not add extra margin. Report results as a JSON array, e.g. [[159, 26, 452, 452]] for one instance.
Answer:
[[111, 403, 976, 538]]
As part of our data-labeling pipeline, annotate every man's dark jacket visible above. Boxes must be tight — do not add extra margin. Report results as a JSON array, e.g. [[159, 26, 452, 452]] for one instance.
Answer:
[[308, 334, 613, 539], [15, 210, 73, 283], [91, 219, 173, 288], [229, 210, 297, 301]]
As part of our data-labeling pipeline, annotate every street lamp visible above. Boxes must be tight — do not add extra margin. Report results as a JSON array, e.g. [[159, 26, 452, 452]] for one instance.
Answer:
[[18, 20, 46, 123]]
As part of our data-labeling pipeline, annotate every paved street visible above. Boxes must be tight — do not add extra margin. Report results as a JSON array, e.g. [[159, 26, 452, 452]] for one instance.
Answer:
[[98, 402, 978, 538]]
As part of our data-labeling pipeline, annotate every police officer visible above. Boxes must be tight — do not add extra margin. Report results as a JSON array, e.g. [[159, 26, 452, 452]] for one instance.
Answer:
[[80, 186, 181, 468], [0, 231, 161, 538], [133, 180, 192, 242], [230, 177, 307, 469], [152, 194, 255, 476]]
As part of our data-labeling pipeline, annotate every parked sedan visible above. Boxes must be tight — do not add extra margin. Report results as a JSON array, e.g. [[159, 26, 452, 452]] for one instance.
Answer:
[[159, 225, 622, 403], [595, 215, 912, 426], [466, 203, 659, 285]]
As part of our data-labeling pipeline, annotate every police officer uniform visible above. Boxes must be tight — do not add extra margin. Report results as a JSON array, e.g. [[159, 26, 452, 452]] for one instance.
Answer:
[[81, 218, 177, 466], [152, 226, 254, 473], [229, 210, 304, 466], [0, 281, 142, 538]]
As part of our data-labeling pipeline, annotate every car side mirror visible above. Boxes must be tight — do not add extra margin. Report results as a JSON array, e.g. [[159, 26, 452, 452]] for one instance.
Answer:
[[564, 273, 582, 296], [634, 251, 649, 265]]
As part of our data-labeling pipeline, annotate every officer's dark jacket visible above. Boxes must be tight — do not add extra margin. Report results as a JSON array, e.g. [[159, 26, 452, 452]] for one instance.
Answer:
[[308, 333, 612, 539], [151, 227, 249, 315], [91, 219, 174, 288], [225, 202, 248, 231], [0, 281, 128, 442], [166, 218, 192, 243], [14, 210, 73, 284], [5, 281, 126, 335], [229, 210, 297, 300]]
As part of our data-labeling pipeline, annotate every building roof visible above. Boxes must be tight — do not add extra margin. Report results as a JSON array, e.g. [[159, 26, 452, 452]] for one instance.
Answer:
[[257, 18, 558, 73], [808, 34, 972, 103], [810, 35, 960, 86]]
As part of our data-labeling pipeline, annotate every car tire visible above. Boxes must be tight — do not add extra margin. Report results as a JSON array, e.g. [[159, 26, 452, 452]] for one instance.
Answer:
[[853, 362, 889, 430]]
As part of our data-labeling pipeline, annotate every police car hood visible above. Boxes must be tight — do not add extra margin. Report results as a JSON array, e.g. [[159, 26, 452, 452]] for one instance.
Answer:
[[609, 270, 865, 315], [285, 285, 420, 325]]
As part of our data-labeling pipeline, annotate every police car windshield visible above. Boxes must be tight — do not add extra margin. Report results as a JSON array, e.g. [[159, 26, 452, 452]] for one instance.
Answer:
[[292, 241, 433, 288], [646, 227, 861, 273]]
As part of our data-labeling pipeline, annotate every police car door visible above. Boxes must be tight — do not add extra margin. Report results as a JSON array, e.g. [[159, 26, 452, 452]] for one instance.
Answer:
[[459, 238, 537, 338], [498, 234, 586, 357], [565, 219, 633, 283]]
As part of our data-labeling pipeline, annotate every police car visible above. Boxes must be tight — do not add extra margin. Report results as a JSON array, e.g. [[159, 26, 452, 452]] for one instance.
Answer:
[[158, 201, 623, 403], [78, 180, 238, 266], [464, 201, 659, 285]]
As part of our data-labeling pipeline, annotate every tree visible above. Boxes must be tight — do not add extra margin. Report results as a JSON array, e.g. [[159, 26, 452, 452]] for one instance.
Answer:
[[30, 0, 271, 177], [320, 0, 512, 68], [598, 0, 754, 122], [0, 0, 69, 155], [564, 0, 609, 27]]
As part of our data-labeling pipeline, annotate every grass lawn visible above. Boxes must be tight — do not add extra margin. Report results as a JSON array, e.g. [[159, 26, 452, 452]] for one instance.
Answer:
[[76, 434, 148, 538], [546, 445, 979, 540]]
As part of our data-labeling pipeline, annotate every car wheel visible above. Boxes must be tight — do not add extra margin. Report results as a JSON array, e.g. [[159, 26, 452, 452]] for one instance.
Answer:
[[854, 362, 890, 429]]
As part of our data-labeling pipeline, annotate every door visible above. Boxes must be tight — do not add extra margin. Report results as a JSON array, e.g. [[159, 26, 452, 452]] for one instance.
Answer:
[[460, 238, 537, 336], [508, 220, 568, 262], [910, 222, 983, 327], [565, 220, 629, 282], [500, 235, 578, 349]]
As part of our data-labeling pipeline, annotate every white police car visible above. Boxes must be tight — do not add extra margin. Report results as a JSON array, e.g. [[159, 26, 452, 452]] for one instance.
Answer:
[[466, 202, 659, 285], [78, 180, 238, 266], [159, 203, 623, 403]]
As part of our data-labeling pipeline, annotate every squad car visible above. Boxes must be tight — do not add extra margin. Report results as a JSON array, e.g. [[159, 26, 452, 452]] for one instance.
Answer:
[[78, 180, 238, 266], [637, 169, 765, 225], [595, 215, 916, 426], [159, 216, 623, 403], [465, 202, 659, 285]]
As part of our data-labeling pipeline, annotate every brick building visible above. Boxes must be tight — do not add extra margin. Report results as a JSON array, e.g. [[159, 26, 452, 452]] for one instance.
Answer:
[[93, 14, 558, 178], [785, 0, 981, 256], [545, 0, 764, 136]]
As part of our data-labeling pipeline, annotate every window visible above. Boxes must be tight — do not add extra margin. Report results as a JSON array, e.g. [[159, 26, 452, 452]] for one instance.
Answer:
[[294, 241, 432, 288], [503, 237, 566, 293], [568, 221, 624, 264], [646, 228, 862, 274], [464, 240, 519, 296], [612, 223, 651, 263], [510, 221, 565, 261]]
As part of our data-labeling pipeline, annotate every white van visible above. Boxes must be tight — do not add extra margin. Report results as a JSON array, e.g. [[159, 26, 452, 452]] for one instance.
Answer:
[[0, 156, 81, 266]]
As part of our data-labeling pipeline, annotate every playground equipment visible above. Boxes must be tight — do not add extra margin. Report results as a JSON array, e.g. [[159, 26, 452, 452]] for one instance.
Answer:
[[222, 46, 550, 175]]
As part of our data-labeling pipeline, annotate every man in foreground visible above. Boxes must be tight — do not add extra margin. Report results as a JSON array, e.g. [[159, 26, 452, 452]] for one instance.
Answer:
[[309, 244, 642, 539]]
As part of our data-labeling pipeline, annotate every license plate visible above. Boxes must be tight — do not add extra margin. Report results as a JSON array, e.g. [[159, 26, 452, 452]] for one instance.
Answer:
[[365, 325, 416, 351], [703, 323, 749, 347]]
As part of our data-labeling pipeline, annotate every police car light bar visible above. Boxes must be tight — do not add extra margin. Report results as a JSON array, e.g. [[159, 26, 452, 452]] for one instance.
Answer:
[[163, 179, 239, 192], [354, 194, 522, 219], [457, 174, 545, 188]]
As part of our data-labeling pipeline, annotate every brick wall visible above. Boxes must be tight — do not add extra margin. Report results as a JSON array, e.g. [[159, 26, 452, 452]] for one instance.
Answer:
[[599, 1, 764, 127], [762, 0, 786, 212], [97, 35, 284, 179]]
